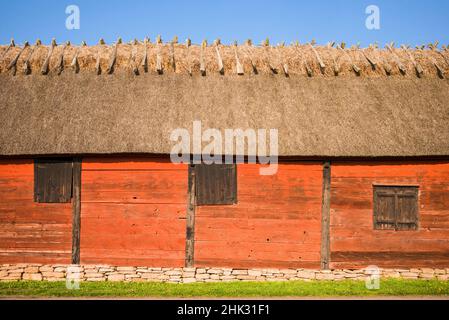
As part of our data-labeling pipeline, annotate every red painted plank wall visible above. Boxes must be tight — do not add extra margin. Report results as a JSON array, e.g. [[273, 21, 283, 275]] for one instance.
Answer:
[[330, 161, 449, 268], [195, 163, 323, 269], [0, 160, 72, 264], [80, 158, 187, 267]]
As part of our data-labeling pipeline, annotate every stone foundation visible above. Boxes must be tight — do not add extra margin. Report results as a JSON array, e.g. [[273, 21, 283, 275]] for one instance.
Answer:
[[1, 264, 448, 282]]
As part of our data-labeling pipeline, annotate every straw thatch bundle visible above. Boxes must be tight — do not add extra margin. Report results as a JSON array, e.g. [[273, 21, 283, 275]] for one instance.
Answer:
[[1, 40, 448, 78]]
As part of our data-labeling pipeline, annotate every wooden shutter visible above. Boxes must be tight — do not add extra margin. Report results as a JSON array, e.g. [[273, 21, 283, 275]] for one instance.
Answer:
[[373, 186, 419, 231], [374, 187, 396, 230], [396, 188, 419, 230], [194, 163, 237, 205], [34, 159, 73, 203]]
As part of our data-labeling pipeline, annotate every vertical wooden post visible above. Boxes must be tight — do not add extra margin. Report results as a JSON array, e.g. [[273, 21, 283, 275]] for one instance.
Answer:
[[185, 164, 196, 267], [320, 161, 331, 270], [71, 158, 82, 265]]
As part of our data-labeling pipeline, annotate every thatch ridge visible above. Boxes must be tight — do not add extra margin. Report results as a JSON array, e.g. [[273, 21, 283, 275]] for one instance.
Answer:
[[1, 40, 448, 78]]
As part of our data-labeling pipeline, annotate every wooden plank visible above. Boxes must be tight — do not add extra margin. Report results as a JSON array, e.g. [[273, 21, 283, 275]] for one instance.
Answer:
[[195, 163, 323, 268], [185, 165, 196, 267], [320, 161, 331, 270], [0, 160, 72, 264], [330, 161, 449, 268], [71, 158, 81, 264], [79, 158, 187, 267]]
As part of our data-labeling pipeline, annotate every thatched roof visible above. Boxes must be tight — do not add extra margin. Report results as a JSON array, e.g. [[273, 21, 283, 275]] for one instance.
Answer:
[[1, 39, 449, 157], [1, 39, 448, 78], [1, 70, 448, 157]]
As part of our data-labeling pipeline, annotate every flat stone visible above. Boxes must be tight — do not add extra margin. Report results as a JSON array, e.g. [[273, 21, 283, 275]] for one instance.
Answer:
[[84, 273, 103, 278], [42, 272, 65, 278], [24, 267, 39, 273], [419, 273, 435, 279], [183, 267, 196, 272], [196, 268, 207, 274], [231, 269, 248, 275], [8, 269, 24, 273], [437, 275, 449, 280], [108, 274, 125, 282], [207, 269, 223, 274], [196, 273, 210, 279], [248, 270, 262, 277], [280, 269, 297, 275], [316, 273, 336, 280], [297, 271, 316, 279], [401, 272, 419, 278], [116, 267, 136, 272], [220, 276, 236, 281], [22, 273, 43, 281], [183, 278, 197, 283], [383, 272, 400, 278], [54, 267, 67, 272], [420, 268, 434, 273], [183, 272, 195, 278], [141, 273, 162, 279], [149, 267, 162, 271], [343, 273, 360, 278], [165, 270, 182, 276]]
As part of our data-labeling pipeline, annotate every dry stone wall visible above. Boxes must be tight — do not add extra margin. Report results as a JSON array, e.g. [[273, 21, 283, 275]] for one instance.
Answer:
[[1, 264, 449, 282]]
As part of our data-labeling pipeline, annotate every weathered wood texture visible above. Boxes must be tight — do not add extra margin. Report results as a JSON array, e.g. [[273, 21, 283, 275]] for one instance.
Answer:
[[194, 163, 323, 268], [185, 165, 196, 267], [330, 161, 449, 268], [80, 158, 187, 267], [71, 158, 81, 264], [0, 160, 72, 263], [320, 162, 331, 269]]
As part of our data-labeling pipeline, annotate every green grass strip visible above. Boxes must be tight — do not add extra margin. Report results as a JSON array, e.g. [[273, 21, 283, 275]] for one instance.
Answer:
[[1, 279, 449, 297]]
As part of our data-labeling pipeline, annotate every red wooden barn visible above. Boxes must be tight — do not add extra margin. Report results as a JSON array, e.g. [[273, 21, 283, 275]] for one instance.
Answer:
[[1, 39, 449, 273]]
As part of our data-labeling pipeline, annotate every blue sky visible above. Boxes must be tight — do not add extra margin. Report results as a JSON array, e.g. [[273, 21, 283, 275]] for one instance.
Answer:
[[1, 0, 448, 47]]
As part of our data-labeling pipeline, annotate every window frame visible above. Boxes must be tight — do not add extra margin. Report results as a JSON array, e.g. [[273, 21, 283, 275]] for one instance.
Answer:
[[373, 184, 419, 231]]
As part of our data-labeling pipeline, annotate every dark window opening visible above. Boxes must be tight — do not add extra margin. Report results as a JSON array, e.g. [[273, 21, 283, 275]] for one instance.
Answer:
[[373, 185, 419, 231], [192, 163, 237, 205], [34, 158, 74, 203]]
